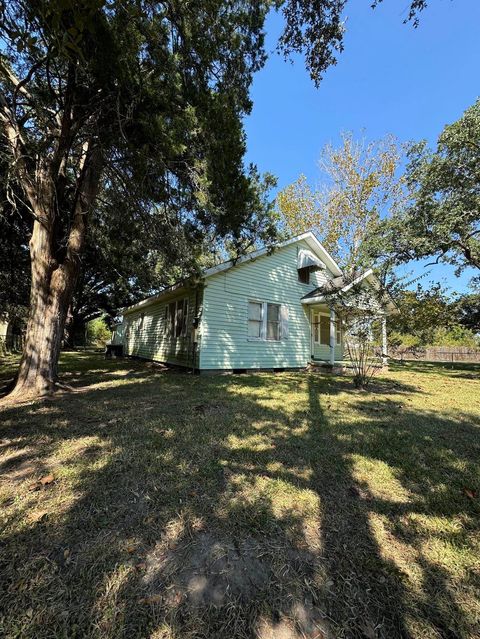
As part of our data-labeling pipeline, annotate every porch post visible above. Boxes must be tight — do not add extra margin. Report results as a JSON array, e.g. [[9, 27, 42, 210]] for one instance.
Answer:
[[330, 308, 336, 366], [381, 315, 388, 366]]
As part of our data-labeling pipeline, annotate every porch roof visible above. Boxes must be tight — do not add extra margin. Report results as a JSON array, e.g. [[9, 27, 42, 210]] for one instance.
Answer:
[[301, 276, 345, 303], [301, 269, 398, 314]]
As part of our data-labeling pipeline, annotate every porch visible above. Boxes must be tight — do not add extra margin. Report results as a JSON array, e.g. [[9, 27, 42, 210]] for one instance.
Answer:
[[304, 303, 389, 367]]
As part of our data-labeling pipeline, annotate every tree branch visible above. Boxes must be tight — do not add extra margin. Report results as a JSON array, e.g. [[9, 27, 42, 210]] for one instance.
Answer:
[[0, 88, 39, 215]]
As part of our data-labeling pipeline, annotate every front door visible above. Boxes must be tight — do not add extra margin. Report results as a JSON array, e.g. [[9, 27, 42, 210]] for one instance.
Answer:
[[311, 310, 331, 360]]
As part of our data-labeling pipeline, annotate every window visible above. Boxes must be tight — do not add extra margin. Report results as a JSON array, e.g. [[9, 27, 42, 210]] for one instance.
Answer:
[[248, 301, 263, 339], [336, 322, 342, 345], [248, 301, 285, 341], [266, 303, 280, 340], [175, 298, 188, 337], [298, 267, 310, 284], [166, 298, 189, 337]]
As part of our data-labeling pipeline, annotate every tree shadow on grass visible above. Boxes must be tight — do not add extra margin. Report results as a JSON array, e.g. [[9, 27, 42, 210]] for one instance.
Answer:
[[0, 358, 479, 638]]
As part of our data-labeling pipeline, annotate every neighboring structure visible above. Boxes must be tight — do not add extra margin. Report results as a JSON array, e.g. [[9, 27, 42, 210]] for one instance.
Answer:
[[118, 232, 390, 373]]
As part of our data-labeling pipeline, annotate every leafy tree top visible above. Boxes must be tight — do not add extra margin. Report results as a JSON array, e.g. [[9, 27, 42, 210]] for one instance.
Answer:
[[369, 99, 480, 275]]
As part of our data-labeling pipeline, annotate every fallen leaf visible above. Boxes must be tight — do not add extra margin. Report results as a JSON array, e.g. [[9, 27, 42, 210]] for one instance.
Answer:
[[126, 545, 136, 554], [40, 474, 55, 485], [463, 487, 477, 499], [63, 549, 70, 559], [139, 594, 162, 605], [30, 511, 48, 523]]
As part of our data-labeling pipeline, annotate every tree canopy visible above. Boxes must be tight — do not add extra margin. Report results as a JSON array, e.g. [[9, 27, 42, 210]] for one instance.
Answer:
[[369, 99, 480, 275], [276, 133, 405, 274]]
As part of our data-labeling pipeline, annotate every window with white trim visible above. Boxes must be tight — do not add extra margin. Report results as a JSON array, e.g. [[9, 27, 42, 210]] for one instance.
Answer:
[[248, 300, 285, 341], [248, 301, 263, 339], [266, 303, 280, 340]]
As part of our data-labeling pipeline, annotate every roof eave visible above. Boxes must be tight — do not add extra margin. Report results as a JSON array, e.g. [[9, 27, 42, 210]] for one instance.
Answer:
[[122, 280, 200, 315], [203, 231, 343, 279]]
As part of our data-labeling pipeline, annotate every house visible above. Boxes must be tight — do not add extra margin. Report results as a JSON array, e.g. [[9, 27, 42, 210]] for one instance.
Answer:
[[119, 232, 390, 373]]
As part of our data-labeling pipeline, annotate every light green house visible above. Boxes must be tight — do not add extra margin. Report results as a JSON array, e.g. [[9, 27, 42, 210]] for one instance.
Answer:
[[120, 232, 385, 372]]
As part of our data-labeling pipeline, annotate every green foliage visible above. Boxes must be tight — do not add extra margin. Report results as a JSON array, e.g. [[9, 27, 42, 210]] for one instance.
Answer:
[[429, 325, 479, 348], [86, 317, 111, 347], [276, 133, 405, 273], [389, 327, 479, 349], [388, 331, 422, 349], [388, 284, 453, 345], [452, 291, 480, 333], [369, 99, 480, 273], [1, 0, 279, 278]]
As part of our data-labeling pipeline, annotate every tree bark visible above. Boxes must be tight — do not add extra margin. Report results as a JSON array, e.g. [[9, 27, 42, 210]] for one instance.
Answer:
[[7, 144, 102, 400], [9, 219, 78, 397]]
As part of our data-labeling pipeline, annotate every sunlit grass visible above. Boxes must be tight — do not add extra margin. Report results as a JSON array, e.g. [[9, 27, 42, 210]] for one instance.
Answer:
[[0, 353, 479, 638]]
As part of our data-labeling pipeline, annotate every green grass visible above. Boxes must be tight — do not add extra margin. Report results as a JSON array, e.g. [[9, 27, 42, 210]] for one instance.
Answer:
[[0, 353, 479, 639]]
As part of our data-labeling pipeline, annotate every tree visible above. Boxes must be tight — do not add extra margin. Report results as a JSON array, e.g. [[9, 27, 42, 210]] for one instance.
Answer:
[[387, 283, 454, 345], [1, 0, 282, 398], [453, 291, 480, 333], [370, 100, 480, 274], [276, 133, 405, 274], [277, 134, 404, 387], [86, 316, 111, 348]]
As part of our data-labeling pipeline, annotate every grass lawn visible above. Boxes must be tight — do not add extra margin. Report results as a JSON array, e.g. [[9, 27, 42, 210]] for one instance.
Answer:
[[0, 353, 479, 639]]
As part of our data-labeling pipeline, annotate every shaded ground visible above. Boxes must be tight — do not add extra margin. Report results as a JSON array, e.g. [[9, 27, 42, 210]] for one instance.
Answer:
[[0, 353, 479, 638]]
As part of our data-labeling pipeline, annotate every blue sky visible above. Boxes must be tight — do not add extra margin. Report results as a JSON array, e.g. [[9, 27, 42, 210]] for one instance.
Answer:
[[244, 0, 480, 294]]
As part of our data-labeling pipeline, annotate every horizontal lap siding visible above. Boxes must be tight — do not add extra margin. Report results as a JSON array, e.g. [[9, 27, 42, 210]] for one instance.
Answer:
[[199, 241, 339, 370], [123, 289, 200, 367], [313, 344, 343, 360]]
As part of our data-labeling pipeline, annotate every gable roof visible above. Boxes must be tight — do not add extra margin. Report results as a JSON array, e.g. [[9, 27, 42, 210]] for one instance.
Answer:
[[203, 232, 343, 279], [123, 232, 343, 315]]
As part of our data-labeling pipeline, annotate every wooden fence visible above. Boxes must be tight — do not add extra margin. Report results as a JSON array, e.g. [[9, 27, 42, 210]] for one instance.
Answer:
[[390, 346, 480, 364]]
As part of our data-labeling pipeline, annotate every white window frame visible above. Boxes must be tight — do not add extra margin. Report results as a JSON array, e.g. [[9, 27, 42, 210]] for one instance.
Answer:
[[247, 300, 283, 342], [247, 300, 264, 340]]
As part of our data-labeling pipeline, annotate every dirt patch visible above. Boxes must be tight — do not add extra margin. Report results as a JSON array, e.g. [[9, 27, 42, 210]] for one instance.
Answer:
[[143, 531, 270, 606], [140, 530, 331, 638], [0, 447, 45, 483]]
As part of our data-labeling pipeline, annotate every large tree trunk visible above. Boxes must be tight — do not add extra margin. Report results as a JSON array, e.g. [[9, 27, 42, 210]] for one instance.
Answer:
[[8, 219, 80, 398], [7, 144, 102, 400]]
